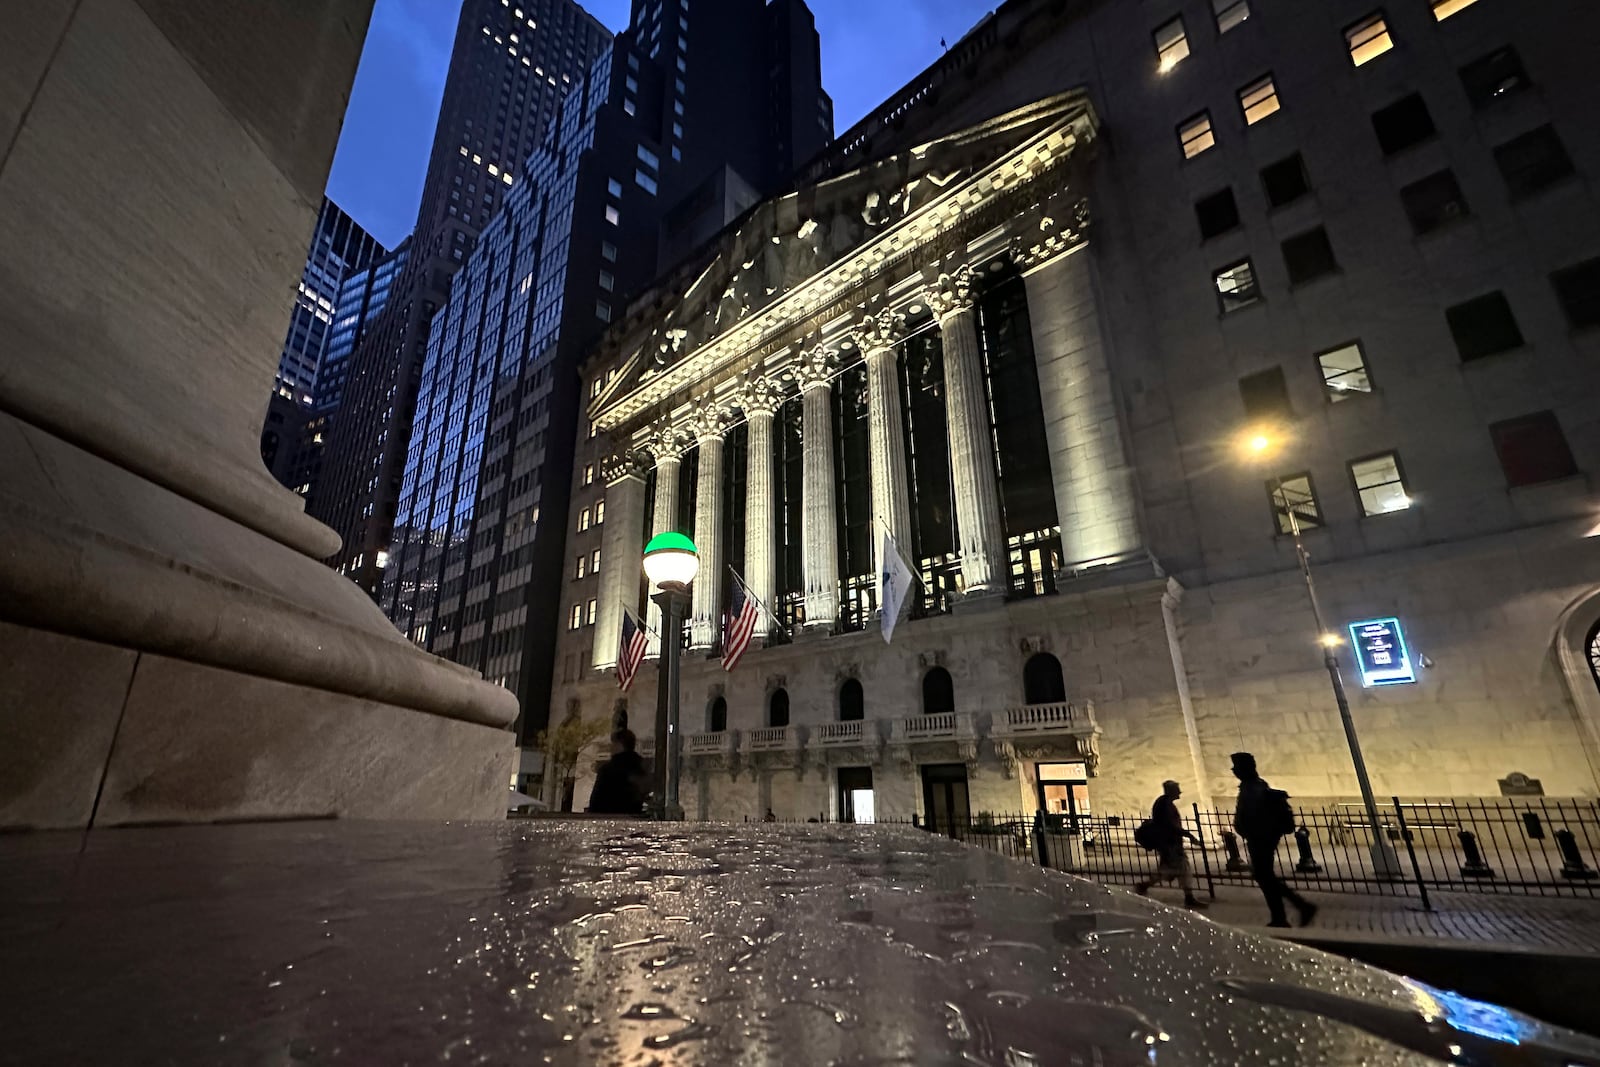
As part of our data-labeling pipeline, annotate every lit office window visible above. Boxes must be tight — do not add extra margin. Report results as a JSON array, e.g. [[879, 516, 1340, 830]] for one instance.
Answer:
[[1214, 258, 1261, 313], [1178, 112, 1215, 159], [576, 555, 587, 579], [592, 548, 601, 571], [602, 241, 618, 262], [636, 170, 658, 194], [598, 270, 614, 292], [1345, 13, 1393, 65], [579, 507, 591, 531], [638, 144, 660, 168], [1239, 74, 1280, 125], [1213, 0, 1249, 33], [595, 499, 606, 524], [583, 463, 595, 485], [587, 599, 598, 625], [596, 300, 611, 323], [623, 98, 636, 116], [569, 604, 583, 630], [1317, 342, 1373, 402], [607, 178, 622, 197], [1350, 453, 1411, 516], [605, 205, 620, 225], [1154, 17, 1189, 72], [1431, 0, 1478, 21], [1269, 474, 1322, 534]]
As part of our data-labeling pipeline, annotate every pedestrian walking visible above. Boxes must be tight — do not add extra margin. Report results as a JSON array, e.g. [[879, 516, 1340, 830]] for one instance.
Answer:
[[1231, 751, 1317, 928], [586, 729, 649, 815], [1134, 780, 1207, 910]]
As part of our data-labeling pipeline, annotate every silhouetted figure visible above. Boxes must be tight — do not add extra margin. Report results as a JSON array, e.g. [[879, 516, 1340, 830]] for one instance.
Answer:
[[586, 730, 648, 815], [1134, 779, 1206, 909], [1232, 752, 1317, 928], [763, 808, 776, 823]]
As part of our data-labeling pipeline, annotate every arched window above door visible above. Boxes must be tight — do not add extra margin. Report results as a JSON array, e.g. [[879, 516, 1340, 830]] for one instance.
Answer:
[[1589, 620, 1600, 695], [839, 678, 864, 721], [769, 688, 790, 728], [1023, 652, 1066, 704], [709, 696, 727, 733], [922, 667, 955, 716]]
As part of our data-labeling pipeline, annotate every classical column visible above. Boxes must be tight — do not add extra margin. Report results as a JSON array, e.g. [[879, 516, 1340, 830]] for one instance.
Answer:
[[592, 450, 647, 670], [1018, 216, 1143, 570], [689, 403, 732, 650], [927, 268, 1008, 597], [741, 378, 785, 639], [854, 310, 913, 582], [795, 346, 840, 631], [645, 428, 687, 658]]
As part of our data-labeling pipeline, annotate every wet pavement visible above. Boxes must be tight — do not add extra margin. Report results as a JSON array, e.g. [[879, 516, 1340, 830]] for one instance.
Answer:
[[2, 820, 1598, 1065]]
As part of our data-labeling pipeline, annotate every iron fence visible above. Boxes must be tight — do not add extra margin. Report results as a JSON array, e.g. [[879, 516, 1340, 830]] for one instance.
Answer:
[[867, 796, 1600, 908]]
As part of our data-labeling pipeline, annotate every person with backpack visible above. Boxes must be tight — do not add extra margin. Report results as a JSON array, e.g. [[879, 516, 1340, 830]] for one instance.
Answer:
[[1231, 752, 1317, 928], [586, 730, 649, 815], [1134, 779, 1207, 910]]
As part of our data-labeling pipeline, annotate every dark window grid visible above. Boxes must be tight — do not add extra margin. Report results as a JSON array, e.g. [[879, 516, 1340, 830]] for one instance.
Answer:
[[1282, 227, 1340, 286], [1446, 291, 1524, 361], [1551, 257, 1600, 330], [1493, 125, 1576, 200], [720, 420, 749, 646], [978, 275, 1059, 546], [1399, 169, 1470, 235], [1268, 472, 1323, 534], [1490, 411, 1579, 487], [1460, 47, 1530, 110], [1371, 93, 1436, 156], [1261, 153, 1311, 209], [1195, 187, 1241, 240], [1347, 451, 1412, 517], [833, 363, 875, 633], [901, 329, 960, 616], [1239, 365, 1293, 421]]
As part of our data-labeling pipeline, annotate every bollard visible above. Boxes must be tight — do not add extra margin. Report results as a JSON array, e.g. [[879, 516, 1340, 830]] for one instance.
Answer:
[[1222, 830, 1250, 873], [1457, 830, 1495, 879], [1294, 826, 1323, 873], [1521, 812, 1544, 841], [1555, 829, 1598, 880], [1032, 810, 1051, 870]]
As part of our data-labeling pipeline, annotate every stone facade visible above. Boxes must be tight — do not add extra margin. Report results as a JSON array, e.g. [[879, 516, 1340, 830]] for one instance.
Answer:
[[546, 0, 1600, 821]]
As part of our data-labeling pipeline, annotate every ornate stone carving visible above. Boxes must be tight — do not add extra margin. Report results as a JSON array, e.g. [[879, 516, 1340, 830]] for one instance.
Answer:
[[923, 265, 978, 321], [1012, 197, 1093, 273], [793, 343, 838, 391], [601, 449, 648, 486], [851, 308, 907, 354], [738, 375, 787, 418], [687, 397, 735, 444], [646, 425, 692, 463]]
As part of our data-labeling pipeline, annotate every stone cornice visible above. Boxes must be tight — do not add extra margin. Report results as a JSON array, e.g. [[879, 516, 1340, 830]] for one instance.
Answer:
[[594, 109, 1097, 436], [601, 449, 648, 485], [1013, 198, 1093, 274]]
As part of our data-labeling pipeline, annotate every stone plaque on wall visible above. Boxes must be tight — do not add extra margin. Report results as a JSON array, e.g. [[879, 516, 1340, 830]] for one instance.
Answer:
[[1498, 772, 1544, 797]]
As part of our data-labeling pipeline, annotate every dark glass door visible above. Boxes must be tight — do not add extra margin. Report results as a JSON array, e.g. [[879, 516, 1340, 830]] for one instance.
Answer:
[[921, 763, 971, 837]]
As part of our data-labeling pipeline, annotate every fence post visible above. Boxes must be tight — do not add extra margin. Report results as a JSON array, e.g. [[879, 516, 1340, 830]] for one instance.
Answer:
[[1221, 830, 1249, 872], [1457, 830, 1496, 879], [1555, 829, 1598, 880], [1293, 826, 1323, 873], [1392, 797, 1432, 912], [1193, 803, 1216, 900], [1032, 809, 1051, 870]]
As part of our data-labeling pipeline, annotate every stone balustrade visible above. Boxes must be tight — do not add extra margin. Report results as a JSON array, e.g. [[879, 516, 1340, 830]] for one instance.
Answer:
[[745, 725, 801, 753], [992, 701, 1097, 738], [687, 730, 739, 759], [889, 711, 978, 744], [813, 720, 866, 746]]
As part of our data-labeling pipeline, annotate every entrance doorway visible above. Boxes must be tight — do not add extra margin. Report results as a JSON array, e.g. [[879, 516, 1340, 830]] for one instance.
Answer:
[[1035, 761, 1089, 830], [920, 763, 971, 837], [837, 767, 875, 823]]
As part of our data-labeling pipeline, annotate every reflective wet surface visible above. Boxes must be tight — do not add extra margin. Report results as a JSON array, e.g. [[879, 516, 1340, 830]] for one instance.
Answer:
[[1, 821, 1596, 1065]]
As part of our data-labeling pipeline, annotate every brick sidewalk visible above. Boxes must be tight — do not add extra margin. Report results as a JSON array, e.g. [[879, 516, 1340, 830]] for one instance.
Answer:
[[1127, 881, 1600, 955]]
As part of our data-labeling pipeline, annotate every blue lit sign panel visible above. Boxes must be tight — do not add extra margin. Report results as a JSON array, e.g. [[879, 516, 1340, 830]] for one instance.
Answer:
[[1348, 617, 1415, 687]]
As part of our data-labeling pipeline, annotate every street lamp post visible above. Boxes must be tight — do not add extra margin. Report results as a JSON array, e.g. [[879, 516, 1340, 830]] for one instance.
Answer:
[[642, 531, 698, 821], [1264, 458, 1402, 879]]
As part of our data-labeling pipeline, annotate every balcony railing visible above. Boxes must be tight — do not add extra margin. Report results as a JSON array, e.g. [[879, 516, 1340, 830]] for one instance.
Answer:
[[992, 701, 1097, 737], [686, 730, 738, 758], [745, 726, 798, 752], [814, 720, 866, 746], [889, 711, 977, 744]]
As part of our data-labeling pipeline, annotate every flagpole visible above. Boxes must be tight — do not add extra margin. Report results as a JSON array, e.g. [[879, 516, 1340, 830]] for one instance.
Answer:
[[726, 563, 790, 641]]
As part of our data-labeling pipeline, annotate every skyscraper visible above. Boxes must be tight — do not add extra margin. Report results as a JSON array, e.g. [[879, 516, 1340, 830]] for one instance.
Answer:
[[271, 197, 386, 405], [380, 0, 833, 742], [313, 0, 612, 593]]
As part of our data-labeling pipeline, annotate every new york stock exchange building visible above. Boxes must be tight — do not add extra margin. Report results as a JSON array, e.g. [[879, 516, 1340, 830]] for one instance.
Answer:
[[549, 0, 1600, 822]]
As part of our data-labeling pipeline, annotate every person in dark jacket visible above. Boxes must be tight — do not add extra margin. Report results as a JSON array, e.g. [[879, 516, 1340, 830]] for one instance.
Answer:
[[1232, 751, 1317, 928], [587, 730, 648, 815], [1135, 780, 1206, 909]]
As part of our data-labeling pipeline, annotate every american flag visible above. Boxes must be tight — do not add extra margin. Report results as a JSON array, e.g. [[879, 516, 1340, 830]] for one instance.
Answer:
[[616, 606, 648, 691], [721, 575, 759, 672]]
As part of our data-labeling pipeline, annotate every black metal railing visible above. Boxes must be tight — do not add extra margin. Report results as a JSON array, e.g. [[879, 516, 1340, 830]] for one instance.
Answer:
[[808, 796, 1600, 907]]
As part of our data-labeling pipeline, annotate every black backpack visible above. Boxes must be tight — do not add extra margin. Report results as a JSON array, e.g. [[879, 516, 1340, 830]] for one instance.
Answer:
[[1133, 818, 1161, 851], [1263, 787, 1297, 837]]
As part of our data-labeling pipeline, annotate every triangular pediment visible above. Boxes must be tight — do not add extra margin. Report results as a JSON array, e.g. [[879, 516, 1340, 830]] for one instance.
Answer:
[[592, 89, 1095, 413]]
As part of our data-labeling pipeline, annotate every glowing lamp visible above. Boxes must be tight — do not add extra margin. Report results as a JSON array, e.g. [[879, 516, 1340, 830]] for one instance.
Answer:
[[642, 531, 699, 589]]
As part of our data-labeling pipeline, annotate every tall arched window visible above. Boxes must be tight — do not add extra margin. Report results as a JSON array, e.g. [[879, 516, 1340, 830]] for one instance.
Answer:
[[1589, 620, 1600, 695], [769, 687, 790, 728], [709, 696, 728, 733], [1023, 652, 1066, 704], [839, 678, 865, 721], [922, 667, 955, 716]]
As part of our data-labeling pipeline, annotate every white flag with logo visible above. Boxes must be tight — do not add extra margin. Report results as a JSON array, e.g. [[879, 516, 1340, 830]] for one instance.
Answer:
[[878, 527, 917, 645]]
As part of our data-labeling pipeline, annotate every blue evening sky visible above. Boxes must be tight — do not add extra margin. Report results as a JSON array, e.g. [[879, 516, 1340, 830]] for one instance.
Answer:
[[327, 0, 998, 248]]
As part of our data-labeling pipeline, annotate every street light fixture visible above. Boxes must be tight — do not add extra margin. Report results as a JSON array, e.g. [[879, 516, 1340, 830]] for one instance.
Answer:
[[1246, 428, 1402, 878], [642, 531, 698, 820]]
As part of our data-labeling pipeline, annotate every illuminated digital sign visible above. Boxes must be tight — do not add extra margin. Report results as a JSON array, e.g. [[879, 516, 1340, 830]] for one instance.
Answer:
[[1348, 617, 1415, 687]]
